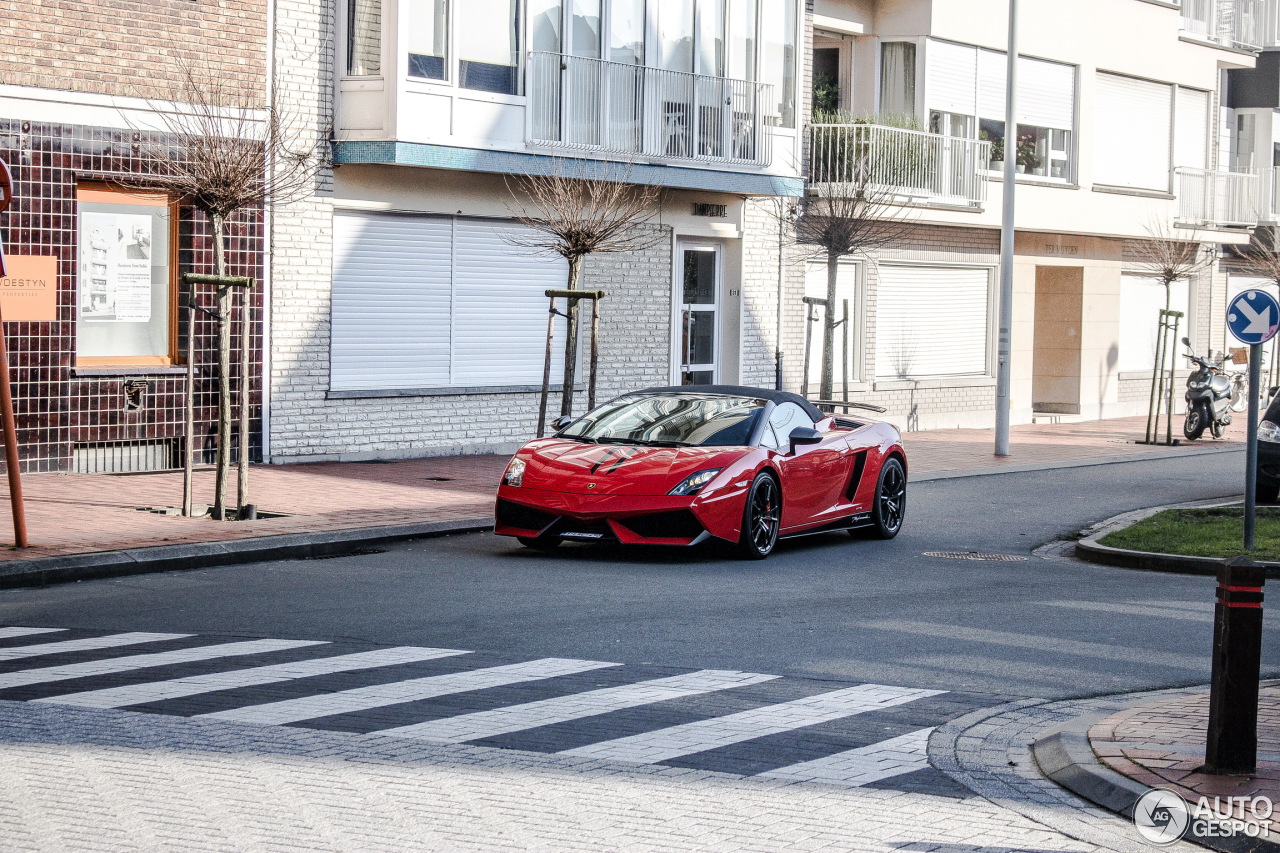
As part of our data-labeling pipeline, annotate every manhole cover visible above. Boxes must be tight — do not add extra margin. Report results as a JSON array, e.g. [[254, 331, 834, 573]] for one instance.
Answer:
[[923, 551, 1029, 562]]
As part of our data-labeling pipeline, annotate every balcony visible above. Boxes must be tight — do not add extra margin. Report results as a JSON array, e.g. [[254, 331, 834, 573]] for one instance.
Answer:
[[806, 124, 991, 209], [1180, 0, 1269, 50], [1174, 167, 1261, 228], [526, 52, 773, 168]]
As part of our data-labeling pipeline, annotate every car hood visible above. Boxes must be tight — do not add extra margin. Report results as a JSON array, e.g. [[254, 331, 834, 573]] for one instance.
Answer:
[[516, 439, 746, 496]]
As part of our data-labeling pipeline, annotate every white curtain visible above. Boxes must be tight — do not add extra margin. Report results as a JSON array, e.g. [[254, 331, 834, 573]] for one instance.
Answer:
[[879, 42, 916, 119]]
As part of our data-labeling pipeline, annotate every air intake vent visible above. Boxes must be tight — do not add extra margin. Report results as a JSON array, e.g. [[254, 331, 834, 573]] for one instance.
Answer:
[[691, 203, 727, 218], [73, 439, 181, 474]]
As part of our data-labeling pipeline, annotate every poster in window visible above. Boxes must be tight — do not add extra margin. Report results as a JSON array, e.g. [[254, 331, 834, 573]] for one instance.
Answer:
[[79, 212, 153, 322]]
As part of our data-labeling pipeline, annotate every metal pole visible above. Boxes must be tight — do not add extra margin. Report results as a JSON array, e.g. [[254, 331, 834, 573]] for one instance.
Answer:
[[801, 302, 815, 399], [182, 279, 196, 517], [1205, 557, 1264, 773], [995, 0, 1019, 457], [536, 297, 556, 438], [0, 158, 27, 547], [1246, 341, 1262, 550], [1166, 312, 1180, 446], [588, 296, 600, 411], [842, 298, 849, 403]]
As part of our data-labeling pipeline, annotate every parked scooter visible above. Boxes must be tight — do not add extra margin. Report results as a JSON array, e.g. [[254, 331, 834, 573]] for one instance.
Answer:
[[1182, 337, 1233, 440]]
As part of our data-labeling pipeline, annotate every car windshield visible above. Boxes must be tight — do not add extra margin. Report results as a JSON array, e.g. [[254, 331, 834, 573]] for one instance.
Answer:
[[559, 394, 767, 447]]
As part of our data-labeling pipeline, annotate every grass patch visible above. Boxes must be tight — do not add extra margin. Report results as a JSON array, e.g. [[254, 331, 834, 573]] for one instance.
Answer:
[[1099, 507, 1280, 561]]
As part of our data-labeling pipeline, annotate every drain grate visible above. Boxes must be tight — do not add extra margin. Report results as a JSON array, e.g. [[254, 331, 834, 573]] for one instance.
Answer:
[[923, 551, 1029, 562]]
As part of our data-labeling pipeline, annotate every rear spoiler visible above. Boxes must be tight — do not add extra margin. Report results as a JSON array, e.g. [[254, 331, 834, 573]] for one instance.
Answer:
[[811, 399, 888, 414]]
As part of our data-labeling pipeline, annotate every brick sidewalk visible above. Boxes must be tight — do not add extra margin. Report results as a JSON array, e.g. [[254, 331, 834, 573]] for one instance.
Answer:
[[0, 413, 1245, 562]]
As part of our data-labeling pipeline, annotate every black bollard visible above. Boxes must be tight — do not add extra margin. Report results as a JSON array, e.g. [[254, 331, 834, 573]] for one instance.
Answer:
[[1204, 557, 1265, 775]]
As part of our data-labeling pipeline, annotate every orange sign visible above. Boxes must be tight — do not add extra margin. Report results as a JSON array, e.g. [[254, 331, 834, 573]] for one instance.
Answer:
[[0, 256, 58, 322]]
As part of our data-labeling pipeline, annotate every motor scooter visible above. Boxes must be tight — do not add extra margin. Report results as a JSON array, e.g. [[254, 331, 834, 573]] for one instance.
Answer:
[[1182, 337, 1233, 440]]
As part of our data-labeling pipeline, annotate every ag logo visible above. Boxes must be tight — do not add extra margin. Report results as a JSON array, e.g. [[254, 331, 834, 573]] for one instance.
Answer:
[[1134, 788, 1189, 844]]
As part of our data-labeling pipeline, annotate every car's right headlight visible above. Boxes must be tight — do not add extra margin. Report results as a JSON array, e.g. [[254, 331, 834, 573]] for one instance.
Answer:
[[1259, 421, 1280, 443], [503, 458, 527, 486]]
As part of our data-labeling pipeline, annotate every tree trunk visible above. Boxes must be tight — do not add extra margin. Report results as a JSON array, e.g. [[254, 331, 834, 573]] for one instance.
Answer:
[[211, 214, 232, 521], [819, 249, 839, 400], [560, 254, 583, 417]]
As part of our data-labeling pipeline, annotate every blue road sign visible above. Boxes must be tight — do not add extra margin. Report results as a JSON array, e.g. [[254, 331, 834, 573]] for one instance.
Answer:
[[1227, 289, 1280, 345]]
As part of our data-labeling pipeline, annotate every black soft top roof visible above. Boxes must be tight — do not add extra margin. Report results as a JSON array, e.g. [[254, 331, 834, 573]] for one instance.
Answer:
[[633, 385, 824, 422]]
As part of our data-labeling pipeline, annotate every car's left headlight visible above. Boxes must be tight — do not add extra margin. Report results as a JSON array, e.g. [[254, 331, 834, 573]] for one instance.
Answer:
[[503, 458, 527, 487], [669, 468, 722, 496], [1260, 421, 1280, 444]]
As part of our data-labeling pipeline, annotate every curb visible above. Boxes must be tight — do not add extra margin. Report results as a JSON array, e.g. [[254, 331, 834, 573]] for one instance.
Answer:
[[0, 516, 494, 590], [1073, 500, 1280, 578], [1032, 706, 1280, 853]]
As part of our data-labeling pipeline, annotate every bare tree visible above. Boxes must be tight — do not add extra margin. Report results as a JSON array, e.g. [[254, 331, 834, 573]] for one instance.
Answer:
[[795, 157, 915, 400], [137, 60, 327, 520], [506, 162, 662, 416]]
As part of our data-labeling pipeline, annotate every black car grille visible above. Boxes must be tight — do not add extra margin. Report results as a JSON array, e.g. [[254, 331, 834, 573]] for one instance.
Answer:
[[496, 499, 557, 531], [618, 510, 705, 540]]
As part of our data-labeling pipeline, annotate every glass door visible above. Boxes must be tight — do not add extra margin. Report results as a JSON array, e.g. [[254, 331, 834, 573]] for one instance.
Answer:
[[678, 243, 719, 385]]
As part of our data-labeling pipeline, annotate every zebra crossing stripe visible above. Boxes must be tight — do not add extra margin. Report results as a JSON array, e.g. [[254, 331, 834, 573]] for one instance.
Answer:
[[35, 646, 470, 709], [377, 669, 780, 743], [559, 683, 944, 763], [0, 632, 191, 662], [0, 639, 329, 689], [199, 658, 621, 726], [0, 627, 66, 640], [757, 727, 935, 786]]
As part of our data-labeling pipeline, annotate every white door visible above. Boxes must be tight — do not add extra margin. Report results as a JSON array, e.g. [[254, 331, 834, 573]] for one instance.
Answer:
[[677, 242, 720, 385]]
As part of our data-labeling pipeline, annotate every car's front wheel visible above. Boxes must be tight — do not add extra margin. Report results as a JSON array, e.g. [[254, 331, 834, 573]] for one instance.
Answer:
[[737, 473, 781, 559], [869, 457, 906, 540]]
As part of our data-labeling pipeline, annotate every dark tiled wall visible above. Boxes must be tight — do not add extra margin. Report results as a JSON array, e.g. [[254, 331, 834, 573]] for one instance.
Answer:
[[0, 120, 264, 473]]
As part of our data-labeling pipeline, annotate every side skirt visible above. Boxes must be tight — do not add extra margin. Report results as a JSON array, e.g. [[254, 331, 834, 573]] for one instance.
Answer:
[[780, 512, 873, 540]]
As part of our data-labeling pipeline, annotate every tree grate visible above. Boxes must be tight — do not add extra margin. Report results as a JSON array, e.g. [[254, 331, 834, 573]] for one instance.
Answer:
[[923, 551, 1029, 562]]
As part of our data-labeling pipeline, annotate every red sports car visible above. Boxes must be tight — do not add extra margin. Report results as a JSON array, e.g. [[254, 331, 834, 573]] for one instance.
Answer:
[[495, 385, 907, 559]]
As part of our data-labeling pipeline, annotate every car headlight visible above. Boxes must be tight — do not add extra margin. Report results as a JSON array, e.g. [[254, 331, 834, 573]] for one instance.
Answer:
[[503, 458, 526, 487], [668, 468, 722, 496], [1260, 421, 1280, 444]]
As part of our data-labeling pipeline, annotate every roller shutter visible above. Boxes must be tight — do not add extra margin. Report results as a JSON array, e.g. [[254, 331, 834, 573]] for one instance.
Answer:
[[331, 211, 568, 392], [1174, 87, 1210, 170], [926, 40, 977, 116], [875, 265, 991, 379], [1118, 273, 1189, 373], [1094, 73, 1172, 191]]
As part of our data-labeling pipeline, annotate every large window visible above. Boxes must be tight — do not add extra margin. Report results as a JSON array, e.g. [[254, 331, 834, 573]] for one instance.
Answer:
[[458, 0, 521, 93], [76, 186, 177, 366], [347, 0, 382, 75], [330, 212, 570, 392], [879, 42, 917, 119], [406, 0, 447, 79], [875, 265, 991, 380]]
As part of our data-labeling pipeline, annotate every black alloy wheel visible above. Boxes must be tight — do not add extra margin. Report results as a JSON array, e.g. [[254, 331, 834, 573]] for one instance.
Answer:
[[737, 473, 781, 559], [869, 457, 906, 540], [1183, 405, 1207, 441], [517, 535, 561, 551]]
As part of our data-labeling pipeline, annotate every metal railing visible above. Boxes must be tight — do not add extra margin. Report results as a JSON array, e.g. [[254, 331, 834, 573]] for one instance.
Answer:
[[1256, 168, 1280, 221], [1181, 0, 1269, 49], [526, 51, 773, 167], [1175, 167, 1261, 228], [807, 123, 991, 208]]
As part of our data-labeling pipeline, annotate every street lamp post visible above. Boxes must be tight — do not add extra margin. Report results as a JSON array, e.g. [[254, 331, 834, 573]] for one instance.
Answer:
[[995, 0, 1018, 457]]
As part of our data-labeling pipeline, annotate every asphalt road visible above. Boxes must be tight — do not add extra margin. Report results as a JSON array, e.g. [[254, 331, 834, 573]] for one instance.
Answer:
[[0, 450, 1273, 702]]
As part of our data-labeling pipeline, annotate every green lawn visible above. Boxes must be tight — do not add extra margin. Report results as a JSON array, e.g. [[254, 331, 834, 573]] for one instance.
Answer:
[[1099, 507, 1280, 561]]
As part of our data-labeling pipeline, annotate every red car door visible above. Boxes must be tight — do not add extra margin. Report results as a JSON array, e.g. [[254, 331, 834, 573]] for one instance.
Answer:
[[761, 404, 852, 531]]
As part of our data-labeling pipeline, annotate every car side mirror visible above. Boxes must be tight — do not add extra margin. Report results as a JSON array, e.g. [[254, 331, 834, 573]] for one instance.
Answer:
[[787, 427, 823, 455], [552, 415, 574, 431]]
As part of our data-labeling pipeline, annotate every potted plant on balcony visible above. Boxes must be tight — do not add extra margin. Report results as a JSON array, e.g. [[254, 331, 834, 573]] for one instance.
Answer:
[[985, 134, 1005, 171], [1015, 131, 1040, 174]]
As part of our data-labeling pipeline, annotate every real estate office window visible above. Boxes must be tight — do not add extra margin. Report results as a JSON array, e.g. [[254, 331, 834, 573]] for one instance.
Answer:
[[75, 185, 180, 366]]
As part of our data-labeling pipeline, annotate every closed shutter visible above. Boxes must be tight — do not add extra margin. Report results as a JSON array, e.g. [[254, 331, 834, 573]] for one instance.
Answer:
[[1118, 274, 1189, 373], [1017, 57, 1074, 129], [976, 49, 1006, 120], [331, 211, 569, 391], [1095, 73, 1172, 190], [804, 261, 859, 390], [452, 219, 568, 386], [875, 265, 990, 378], [331, 212, 454, 391], [925, 39, 977, 116], [1174, 87, 1210, 169]]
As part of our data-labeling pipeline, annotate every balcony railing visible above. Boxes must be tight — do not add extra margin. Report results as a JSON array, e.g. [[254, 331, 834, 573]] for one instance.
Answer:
[[1175, 167, 1261, 228], [807, 124, 991, 209], [1256, 168, 1280, 221], [526, 52, 773, 167], [1181, 0, 1269, 49]]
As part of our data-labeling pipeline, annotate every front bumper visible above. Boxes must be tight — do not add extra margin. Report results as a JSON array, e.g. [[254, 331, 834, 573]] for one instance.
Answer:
[[495, 486, 732, 546], [1258, 438, 1280, 487]]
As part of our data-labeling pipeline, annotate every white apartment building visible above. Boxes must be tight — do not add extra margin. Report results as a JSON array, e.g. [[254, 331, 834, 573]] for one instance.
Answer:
[[268, 0, 1274, 462]]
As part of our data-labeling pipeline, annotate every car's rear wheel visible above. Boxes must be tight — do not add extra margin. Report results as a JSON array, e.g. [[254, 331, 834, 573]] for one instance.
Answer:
[[516, 535, 560, 551], [868, 457, 906, 540], [737, 473, 781, 560]]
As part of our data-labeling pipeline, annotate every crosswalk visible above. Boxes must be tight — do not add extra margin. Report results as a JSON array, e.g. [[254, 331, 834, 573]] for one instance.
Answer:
[[0, 626, 988, 796]]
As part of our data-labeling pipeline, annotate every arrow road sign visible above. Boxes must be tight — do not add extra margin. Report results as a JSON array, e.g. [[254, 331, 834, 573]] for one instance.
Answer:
[[1227, 289, 1280, 345]]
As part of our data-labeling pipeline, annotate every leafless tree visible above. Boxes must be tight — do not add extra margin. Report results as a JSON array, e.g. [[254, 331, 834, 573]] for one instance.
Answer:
[[137, 60, 327, 520], [506, 161, 662, 416], [794, 158, 915, 400]]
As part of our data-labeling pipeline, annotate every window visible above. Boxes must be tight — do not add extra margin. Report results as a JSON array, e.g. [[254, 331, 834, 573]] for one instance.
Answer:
[[76, 186, 177, 366], [330, 212, 570, 392], [760, 0, 797, 126], [879, 42, 916, 118], [760, 403, 814, 451], [1118, 274, 1190, 373], [407, 0, 448, 79], [875, 265, 991, 379], [458, 0, 521, 93], [1094, 72, 1172, 191], [347, 0, 382, 75]]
